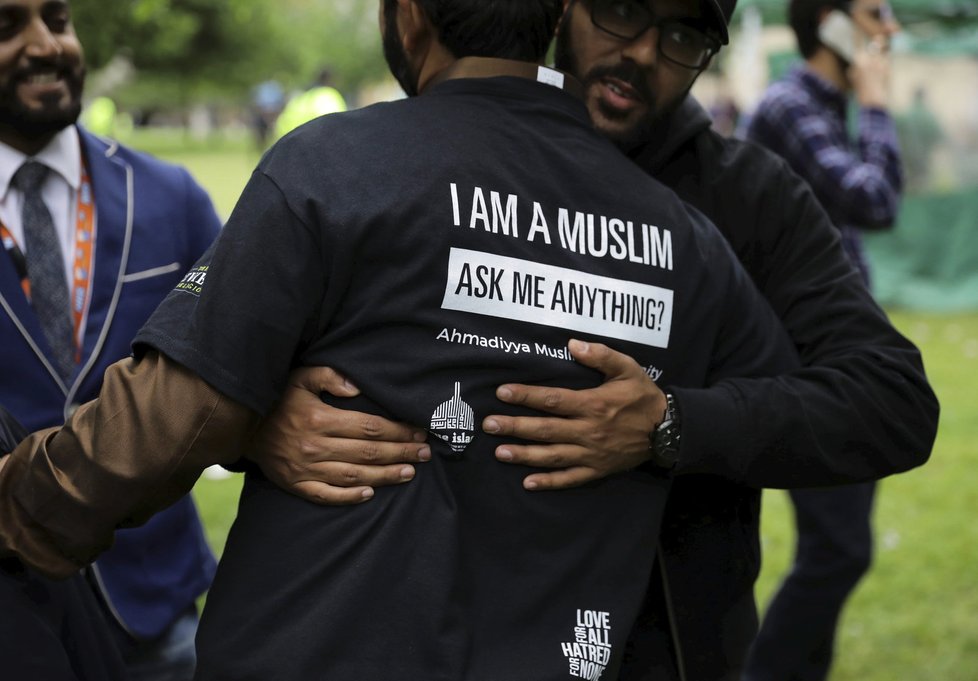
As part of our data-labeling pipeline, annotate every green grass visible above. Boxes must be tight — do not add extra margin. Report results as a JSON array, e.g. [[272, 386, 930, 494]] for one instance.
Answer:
[[135, 132, 976, 680], [754, 311, 978, 681], [125, 127, 260, 219]]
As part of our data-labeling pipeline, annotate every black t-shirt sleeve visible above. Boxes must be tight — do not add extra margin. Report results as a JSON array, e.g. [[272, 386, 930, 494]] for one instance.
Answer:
[[134, 170, 327, 415]]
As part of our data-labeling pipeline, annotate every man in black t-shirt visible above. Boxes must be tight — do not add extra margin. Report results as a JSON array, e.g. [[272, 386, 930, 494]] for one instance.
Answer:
[[1, 2, 796, 679], [251, 1, 936, 678]]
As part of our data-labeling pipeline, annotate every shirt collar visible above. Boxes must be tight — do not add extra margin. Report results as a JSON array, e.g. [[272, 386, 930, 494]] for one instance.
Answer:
[[0, 126, 82, 199]]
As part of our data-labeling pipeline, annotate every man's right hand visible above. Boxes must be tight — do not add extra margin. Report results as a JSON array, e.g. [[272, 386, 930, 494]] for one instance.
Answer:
[[246, 367, 430, 505], [851, 37, 891, 108]]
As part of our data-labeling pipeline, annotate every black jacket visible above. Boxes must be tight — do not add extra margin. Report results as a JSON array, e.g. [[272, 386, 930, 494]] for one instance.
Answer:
[[620, 98, 938, 680]]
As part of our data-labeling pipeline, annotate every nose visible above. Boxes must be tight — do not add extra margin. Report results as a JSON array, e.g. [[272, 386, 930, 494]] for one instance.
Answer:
[[22, 19, 62, 58], [883, 15, 901, 35], [619, 25, 660, 68]]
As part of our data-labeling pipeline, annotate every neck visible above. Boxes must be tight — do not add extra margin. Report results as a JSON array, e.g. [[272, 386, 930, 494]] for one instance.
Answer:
[[806, 49, 850, 93], [0, 123, 58, 156], [413, 40, 458, 95]]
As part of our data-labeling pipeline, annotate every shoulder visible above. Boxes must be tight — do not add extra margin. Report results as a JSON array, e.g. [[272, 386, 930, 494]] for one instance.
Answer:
[[79, 127, 209, 199], [709, 132, 797, 187], [750, 76, 818, 129], [81, 131, 188, 178], [687, 127, 806, 217], [77, 128, 219, 245], [80, 127, 192, 178]]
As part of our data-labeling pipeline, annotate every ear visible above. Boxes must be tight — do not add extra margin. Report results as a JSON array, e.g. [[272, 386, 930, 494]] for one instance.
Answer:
[[555, 0, 574, 37], [398, 0, 433, 56]]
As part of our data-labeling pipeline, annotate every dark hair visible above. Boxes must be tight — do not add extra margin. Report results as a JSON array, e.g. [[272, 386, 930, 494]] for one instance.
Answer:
[[788, 0, 852, 58], [385, 0, 564, 61]]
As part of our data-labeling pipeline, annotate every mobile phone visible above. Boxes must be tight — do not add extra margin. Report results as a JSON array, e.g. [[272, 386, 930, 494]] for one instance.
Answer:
[[818, 10, 857, 62]]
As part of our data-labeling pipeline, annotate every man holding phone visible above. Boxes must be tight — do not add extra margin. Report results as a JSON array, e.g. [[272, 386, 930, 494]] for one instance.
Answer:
[[743, 2, 903, 680]]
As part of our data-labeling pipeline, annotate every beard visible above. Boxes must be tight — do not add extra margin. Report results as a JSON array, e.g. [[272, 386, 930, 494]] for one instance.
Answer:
[[0, 59, 85, 140], [554, 24, 688, 153], [382, 5, 419, 97]]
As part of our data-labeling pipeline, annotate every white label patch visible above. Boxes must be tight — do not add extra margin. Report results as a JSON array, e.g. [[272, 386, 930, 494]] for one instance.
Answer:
[[442, 248, 673, 348], [537, 66, 566, 90]]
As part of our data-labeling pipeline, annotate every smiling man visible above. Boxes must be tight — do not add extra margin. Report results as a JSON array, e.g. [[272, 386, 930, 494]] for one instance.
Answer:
[[0, 1, 222, 678]]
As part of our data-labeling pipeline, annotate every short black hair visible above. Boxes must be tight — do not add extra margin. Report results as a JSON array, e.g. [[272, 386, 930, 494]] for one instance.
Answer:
[[385, 0, 564, 62], [789, 0, 852, 58]]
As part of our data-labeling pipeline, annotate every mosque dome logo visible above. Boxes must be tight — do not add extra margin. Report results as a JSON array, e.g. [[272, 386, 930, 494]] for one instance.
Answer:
[[429, 382, 475, 456]]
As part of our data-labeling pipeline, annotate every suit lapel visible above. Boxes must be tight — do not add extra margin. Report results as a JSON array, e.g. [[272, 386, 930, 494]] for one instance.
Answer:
[[71, 128, 134, 394], [1, 180, 69, 392]]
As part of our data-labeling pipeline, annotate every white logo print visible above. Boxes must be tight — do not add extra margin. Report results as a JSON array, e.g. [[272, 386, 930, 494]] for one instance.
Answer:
[[560, 609, 612, 680], [429, 382, 475, 455]]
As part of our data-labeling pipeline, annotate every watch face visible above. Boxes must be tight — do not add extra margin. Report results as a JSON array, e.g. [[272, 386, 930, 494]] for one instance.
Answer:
[[651, 423, 681, 469]]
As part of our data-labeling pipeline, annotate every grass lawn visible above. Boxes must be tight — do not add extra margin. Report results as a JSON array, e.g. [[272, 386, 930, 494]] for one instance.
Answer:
[[754, 311, 978, 681], [132, 130, 977, 680], [124, 127, 260, 219]]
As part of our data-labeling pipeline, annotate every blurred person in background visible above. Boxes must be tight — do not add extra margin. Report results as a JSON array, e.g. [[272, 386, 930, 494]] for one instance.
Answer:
[[273, 66, 347, 141], [0, 1, 221, 678], [249, 79, 285, 151], [245, 0, 936, 678], [743, 1, 904, 679], [895, 86, 945, 192]]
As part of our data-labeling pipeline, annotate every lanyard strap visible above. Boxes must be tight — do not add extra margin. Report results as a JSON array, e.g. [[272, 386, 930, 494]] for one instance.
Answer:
[[0, 223, 28, 285], [70, 165, 96, 358], [1, 162, 96, 358]]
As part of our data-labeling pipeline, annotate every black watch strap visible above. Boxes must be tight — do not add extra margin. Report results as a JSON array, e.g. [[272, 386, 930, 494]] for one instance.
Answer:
[[648, 393, 681, 470]]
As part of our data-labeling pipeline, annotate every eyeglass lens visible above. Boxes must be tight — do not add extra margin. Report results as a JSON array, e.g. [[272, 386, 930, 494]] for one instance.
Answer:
[[590, 0, 717, 68]]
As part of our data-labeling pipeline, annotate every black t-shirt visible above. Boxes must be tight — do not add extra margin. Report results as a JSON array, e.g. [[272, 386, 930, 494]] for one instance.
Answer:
[[136, 76, 793, 680]]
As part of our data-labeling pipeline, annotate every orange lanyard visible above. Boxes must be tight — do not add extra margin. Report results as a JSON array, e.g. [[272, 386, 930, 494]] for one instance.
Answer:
[[0, 163, 96, 359]]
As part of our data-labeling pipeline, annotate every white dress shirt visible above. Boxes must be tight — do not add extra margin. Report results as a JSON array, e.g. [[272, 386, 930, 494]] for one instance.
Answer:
[[0, 127, 84, 284]]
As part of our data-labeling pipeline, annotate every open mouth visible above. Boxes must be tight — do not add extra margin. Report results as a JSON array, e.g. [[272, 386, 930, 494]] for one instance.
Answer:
[[599, 76, 645, 112], [25, 72, 63, 86], [14, 69, 72, 102]]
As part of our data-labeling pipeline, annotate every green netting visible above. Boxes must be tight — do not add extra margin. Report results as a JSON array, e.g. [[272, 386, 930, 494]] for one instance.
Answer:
[[865, 190, 978, 311]]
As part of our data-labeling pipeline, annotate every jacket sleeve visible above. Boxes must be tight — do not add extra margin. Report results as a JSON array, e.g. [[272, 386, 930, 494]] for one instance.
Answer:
[[671, 149, 937, 488], [0, 352, 261, 579]]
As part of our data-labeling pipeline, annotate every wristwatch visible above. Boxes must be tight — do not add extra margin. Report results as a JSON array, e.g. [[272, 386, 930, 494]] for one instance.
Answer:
[[648, 393, 681, 470]]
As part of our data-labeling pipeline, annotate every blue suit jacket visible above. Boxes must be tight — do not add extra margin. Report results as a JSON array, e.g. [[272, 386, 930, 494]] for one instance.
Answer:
[[0, 127, 222, 639]]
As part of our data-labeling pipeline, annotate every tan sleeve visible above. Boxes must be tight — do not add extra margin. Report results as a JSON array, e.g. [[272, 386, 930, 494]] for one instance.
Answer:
[[0, 351, 261, 579]]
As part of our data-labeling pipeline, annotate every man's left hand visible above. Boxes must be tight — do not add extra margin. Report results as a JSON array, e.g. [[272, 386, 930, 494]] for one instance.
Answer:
[[483, 339, 665, 490]]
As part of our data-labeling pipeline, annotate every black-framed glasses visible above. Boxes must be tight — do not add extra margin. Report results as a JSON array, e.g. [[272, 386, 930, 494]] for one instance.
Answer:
[[589, 0, 720, 70]]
